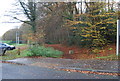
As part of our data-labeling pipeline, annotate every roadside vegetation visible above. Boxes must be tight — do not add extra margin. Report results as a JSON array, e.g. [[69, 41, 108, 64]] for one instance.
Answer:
[[1, 49, 26, 60], [0, 44, 27, 60], [24, 46, 63, 58], [0, 43, 63, 60], [1, 1, 119, 60], [1, 42, 119, 61], [1, 46, 119, 60], [96, 54, 120, 60]]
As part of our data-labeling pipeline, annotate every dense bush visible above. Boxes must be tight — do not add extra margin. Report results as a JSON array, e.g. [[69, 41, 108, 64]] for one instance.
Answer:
[[26, 46, 63, 58]]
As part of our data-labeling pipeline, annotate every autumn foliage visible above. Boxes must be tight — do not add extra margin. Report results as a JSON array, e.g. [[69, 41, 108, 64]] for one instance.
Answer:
[[66, 2, 117, 48], [2, 1, 118, 49]]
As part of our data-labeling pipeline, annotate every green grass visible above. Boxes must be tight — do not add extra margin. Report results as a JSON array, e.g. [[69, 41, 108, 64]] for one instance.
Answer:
[[14, 44, 27, 47], [0, 44, 28, 60], [0, 45, 63, 60], [96, 54, 120, 60], [1, 40, 28, 47], [0, 49, 27, 60], [1, 40, 12, 44]]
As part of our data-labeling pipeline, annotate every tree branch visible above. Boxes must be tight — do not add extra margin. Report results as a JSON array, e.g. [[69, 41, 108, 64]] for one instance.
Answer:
[[13, 17, 32, 25]]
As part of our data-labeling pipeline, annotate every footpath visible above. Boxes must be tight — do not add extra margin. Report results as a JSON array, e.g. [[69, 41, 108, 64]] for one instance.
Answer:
[[4, 57, 119, 73]]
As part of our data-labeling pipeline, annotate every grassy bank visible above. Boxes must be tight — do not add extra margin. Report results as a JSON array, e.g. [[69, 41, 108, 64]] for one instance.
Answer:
[[1, 49, 27, 60], [0, 45, 63, 60]]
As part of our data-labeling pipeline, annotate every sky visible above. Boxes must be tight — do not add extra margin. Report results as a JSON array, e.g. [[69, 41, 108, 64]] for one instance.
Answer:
[[0, 0, 119, 37], [0, 0, 23, 37]]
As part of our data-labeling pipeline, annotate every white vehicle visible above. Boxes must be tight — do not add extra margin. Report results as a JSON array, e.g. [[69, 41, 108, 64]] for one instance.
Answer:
[[0, 43, 15, 55]]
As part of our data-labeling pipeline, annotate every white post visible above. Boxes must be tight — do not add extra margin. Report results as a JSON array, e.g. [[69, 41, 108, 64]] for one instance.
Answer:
[[16, 31, 18, 45], [18, 36, 19, 44], [116, 20, 120, 56], [17, 27, 20, 44], [16, 26, 20, 45]]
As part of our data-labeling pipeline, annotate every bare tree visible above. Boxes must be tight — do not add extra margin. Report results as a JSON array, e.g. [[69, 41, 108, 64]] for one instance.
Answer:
[[13, 0, 37, 34]]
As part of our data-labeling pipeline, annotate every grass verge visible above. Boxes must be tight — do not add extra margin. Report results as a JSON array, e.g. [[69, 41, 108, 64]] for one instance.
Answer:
[[96, 54, 120, 60], [0, 45, 63, 60], [0, 49, 27, 60], [0, 44, 28, 60]]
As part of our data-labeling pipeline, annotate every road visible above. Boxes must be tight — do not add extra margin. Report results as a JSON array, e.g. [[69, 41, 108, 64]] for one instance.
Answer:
[[1, 63, 118, 79]]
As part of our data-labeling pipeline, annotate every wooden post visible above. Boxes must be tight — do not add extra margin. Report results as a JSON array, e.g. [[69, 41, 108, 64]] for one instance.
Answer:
[[18, 48, 20, 55]]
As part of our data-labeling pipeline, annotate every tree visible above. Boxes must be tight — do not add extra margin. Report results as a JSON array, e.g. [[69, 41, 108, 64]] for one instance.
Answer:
[[66, 1, 117, 48], [11, 0, 41, 44], [14, 0, 37, 33], [2, 29, 22, 42], [41, 2, 79, 45], [19, 23, 32, 43]]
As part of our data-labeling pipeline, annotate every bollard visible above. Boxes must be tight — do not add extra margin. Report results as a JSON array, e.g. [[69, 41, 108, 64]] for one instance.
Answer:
[[69, 50, 74, 54]]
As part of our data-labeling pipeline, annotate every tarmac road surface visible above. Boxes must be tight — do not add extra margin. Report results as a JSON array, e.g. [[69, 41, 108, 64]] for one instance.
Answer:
[[1, 63, 119, 79]]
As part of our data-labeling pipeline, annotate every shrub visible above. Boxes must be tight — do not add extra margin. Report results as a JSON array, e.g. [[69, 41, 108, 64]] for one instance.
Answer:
[[26, 46, 63, 58], [21, 50, 33, 56]]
